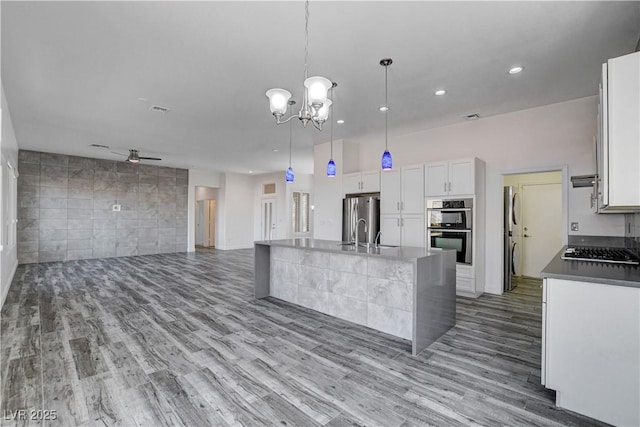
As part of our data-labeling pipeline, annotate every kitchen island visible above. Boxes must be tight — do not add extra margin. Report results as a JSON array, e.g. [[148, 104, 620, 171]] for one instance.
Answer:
[[254, 238, 456, 356]]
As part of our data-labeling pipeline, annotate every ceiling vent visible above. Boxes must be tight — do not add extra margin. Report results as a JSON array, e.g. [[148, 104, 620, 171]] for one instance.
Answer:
[[90, 144, 110, 149], [464, 113, 480, 120], [149, 105, 170, 113]]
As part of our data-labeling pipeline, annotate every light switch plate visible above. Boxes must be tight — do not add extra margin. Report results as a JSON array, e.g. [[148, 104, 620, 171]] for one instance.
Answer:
[[570, 222, 579, 231], [112, 204, 121, 212]]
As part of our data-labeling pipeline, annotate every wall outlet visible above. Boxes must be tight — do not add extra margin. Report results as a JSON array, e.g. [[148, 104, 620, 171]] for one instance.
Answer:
[[112, 204, 121, 212], [570, 222, 579, 231]]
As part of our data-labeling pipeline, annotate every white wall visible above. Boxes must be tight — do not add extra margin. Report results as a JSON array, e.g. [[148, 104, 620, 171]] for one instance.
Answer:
[[313, 139, 346, 240], [1, 82, 20, 308], [338, 96, 624, 294], [218, 172, 254, 250], [187, 170, 221, 251]]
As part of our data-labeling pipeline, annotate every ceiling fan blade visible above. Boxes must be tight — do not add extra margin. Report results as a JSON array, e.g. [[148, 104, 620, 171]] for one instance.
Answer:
[[110, 150, 128, 156], [138, 157, 162, 161]]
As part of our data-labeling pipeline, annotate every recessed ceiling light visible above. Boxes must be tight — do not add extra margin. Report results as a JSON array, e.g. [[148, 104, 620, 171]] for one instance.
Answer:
[[137, 97, 148, 102], [379, 106, 389, 112], [272, 149, 279, 153], [337, 119, 345, 124], [249, 170, 254, 174], [435, 89, 446, 96], [508, 66, 524, 75]]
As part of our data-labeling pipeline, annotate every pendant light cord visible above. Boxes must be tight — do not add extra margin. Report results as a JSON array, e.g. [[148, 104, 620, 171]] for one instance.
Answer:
[[330, 86, 334, 158], [384, 63, 389, 151], [289, 120, 293, 167]]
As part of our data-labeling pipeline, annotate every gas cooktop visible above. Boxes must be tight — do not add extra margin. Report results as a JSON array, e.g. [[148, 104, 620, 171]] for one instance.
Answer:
[[562, 247, 640, 265]]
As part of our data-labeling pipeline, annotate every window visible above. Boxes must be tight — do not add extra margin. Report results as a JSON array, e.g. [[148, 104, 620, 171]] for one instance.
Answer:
[[263, 183, 276, 195], [292, 191, 310, 234]]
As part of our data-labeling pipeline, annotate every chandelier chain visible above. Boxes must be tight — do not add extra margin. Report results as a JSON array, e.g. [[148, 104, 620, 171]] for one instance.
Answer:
[[304, 0, 310, 79]]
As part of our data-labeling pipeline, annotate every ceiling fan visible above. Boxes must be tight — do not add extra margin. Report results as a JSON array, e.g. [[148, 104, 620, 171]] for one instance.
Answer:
[[112, 149, 162, 164]]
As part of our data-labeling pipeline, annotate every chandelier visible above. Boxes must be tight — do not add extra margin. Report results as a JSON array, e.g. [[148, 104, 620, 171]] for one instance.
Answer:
[[265, 0, 334, 131]]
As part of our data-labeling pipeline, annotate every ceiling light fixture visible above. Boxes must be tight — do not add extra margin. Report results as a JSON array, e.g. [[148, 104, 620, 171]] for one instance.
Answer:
[[272, 149, 279, 153], [336, 119, 344, 124], [265, 0, 335, 131], [286, 101, 295, 183], [327, 85, 336, 178], [380, 58, 393, 171], [435, 89, 446, 96], [508, 66, 524, 74]]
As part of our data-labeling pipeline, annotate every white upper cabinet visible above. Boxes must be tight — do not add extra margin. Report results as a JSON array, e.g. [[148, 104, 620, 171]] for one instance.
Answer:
[[343, 170, 380, 194], [342, 172, 362, 195], [424, 162, 448, 197], [380, 164, 425, 215], [601, 51, 640, 209], [361, 170, 381, 193], [425, 158, 477, 197]]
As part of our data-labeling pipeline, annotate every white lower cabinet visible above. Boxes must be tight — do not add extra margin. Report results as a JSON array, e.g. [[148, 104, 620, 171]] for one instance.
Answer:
[[542, 278, 639, 426], [455, 264, 476, 295], [380, 214, 424, 248]]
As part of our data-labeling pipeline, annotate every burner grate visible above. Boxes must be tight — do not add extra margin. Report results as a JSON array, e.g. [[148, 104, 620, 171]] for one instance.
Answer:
[[562, 246, 640, 265]]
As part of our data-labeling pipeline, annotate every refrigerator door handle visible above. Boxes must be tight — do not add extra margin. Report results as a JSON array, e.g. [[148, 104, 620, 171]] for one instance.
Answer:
[[511, 242, 517, 275], [512, 193, 518, 225]]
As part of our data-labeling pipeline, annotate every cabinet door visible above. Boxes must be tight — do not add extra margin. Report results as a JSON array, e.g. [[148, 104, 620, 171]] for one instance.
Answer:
[[343, 172, 362, 195], [607, 51, 640, 207], [380, 170, 401, 215], [448, 159, 474, 195], [361, 170, 380, 193], [401, 165, 425, 214], [400, 214, 425, 248], [424, 162, 448, 197], [380, 215, 402, 246]]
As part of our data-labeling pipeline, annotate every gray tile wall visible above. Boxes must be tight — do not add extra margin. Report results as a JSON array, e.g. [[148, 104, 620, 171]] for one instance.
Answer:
[[17, 150, 188, 264]]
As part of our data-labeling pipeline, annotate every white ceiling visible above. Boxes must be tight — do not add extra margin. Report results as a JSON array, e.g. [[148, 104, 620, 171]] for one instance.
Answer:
[[2, 1, 639, 174]]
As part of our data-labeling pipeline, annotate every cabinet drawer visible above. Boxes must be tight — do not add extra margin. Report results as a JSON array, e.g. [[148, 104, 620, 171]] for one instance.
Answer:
[[456, 275, 475, 293], [456, 264, 474, 278]]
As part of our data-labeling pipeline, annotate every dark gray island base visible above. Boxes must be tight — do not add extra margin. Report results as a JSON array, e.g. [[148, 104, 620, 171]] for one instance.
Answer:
[[254, 238, 456, 356]]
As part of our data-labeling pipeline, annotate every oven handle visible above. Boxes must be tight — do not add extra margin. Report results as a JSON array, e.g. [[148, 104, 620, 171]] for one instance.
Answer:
[[428, 228, 472, 233]]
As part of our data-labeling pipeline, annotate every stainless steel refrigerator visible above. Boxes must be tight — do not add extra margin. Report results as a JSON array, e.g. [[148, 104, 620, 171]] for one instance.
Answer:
[[503, 186, 520, 291], [342, 194, 380, 245]]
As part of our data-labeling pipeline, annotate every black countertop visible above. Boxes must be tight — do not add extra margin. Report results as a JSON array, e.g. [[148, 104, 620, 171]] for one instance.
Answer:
[[541, 246, 640, 288]]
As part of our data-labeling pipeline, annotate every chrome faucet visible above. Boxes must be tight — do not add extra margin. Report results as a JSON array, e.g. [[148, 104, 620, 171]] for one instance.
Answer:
[[355, 218, 368, 248], [375, 230, 382, 248]]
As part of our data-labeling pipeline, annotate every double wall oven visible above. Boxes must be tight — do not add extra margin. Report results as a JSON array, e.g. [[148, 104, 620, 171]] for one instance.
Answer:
[[427, 198, 473, 265]]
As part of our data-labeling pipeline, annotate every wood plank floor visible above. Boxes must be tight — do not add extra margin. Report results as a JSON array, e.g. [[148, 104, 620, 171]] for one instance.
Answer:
[[0, 250, 608, 426]]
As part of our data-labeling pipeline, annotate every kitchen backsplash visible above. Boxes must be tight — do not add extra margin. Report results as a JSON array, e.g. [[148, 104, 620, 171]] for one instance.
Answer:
[[626, 212, 640, 256]]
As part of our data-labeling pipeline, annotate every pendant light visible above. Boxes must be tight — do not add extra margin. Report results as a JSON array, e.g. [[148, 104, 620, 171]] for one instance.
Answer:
[[286, 106, 295, 183], [380, 58, 393, 170], [327, 83, 337, 177], [265, 0, 334, 131]]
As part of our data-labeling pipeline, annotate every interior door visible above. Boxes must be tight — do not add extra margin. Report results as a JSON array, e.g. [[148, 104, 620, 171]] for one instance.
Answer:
[[521, 183, 563, 277], [261, 197, 277, 241], [206, 199, 216, 247], [195, 200, 204, 246]]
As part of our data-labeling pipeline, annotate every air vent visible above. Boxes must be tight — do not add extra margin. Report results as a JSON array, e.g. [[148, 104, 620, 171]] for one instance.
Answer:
[[91, 144, 110, 149], [149, 105, 170, 113], [464, 113, 480, 120]]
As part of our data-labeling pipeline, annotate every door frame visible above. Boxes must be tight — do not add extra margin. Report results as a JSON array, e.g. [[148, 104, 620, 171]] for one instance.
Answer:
[[500, 165, 568, 293], [261, 196, 277, 241]]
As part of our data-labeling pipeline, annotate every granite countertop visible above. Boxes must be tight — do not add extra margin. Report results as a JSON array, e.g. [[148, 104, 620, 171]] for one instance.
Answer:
[[255, 238, 452, 261], [541, 246, 640, 289]]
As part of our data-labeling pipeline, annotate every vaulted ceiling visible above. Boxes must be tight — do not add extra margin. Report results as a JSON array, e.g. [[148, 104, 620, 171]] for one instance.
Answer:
[[2, 1, 639, 174]]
